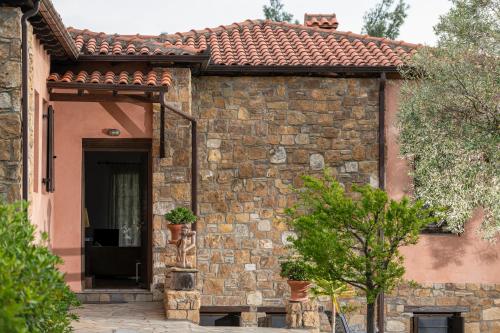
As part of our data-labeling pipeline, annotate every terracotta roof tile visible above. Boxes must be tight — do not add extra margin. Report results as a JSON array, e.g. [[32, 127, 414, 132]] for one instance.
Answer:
[[67, 28, 206, 56], [304, 14, 339, 30], [67, 20, 420, 67], [47, 69, 173, 89]]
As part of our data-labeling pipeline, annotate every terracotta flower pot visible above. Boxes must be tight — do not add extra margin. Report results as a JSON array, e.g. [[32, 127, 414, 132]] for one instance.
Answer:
[[167, 224, 183, 244], [287, 280, 311, 302]]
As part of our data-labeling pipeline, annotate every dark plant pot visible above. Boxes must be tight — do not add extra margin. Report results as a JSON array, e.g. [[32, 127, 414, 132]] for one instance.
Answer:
[[167, 224, 183, 244], [287, 280, 311, 302]]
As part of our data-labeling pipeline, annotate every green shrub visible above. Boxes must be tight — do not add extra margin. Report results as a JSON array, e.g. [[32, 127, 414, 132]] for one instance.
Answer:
[[164, 207, 197, 225], [280, 260, 309, 281], [0, 201, 79, 333]]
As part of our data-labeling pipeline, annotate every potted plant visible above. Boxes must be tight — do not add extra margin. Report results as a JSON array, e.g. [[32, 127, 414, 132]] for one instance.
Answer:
[[164, 207, 197, 243], [280, 260, 311, 302]]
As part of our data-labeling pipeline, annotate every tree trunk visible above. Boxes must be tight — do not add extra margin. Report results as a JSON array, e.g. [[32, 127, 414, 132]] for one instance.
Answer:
[[367, 302, 376, 333]]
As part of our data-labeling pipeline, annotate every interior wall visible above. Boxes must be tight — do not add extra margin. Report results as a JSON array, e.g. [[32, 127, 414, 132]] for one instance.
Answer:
[[84, 153, 111, 231], [384, 80, 500, 283], [84, 151, 145, 231], [52, 100, 152, 291]]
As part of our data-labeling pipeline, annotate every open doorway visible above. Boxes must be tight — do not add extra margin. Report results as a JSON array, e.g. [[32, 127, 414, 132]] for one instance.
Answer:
[[83, 140, 151, 290]]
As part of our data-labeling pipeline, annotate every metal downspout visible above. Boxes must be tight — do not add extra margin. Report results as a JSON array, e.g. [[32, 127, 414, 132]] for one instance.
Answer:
[[21, 0, 41, 201], [377, 71, 387, 333]]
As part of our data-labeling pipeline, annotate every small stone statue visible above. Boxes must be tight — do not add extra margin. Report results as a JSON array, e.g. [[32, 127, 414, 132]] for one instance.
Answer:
[[175, 224, 196, 268]]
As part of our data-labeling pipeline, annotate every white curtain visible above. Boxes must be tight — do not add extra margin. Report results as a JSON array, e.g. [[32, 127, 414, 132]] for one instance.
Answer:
[[109, 167, 141, 247]]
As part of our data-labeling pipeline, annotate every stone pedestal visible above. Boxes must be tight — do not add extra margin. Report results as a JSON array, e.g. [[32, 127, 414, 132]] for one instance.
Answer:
[[164, 267, 200, 324], [286, 299, 320, 332], [164, 289, 201, 324], [169, 267, 198, 290]]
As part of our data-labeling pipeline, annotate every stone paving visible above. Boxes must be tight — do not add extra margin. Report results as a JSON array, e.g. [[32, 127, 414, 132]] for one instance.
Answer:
[[72, 302, 308, 333]]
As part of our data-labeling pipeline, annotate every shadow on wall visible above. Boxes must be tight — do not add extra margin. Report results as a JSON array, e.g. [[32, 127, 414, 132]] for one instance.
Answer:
[[100, 102, 148, 137], [427, 209, 498, 270], [51, 247, 82, 282], [46, 198, 52, 234]]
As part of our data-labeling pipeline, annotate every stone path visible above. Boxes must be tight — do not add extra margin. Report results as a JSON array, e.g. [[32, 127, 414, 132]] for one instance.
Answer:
[[72, 302, 308, 333]]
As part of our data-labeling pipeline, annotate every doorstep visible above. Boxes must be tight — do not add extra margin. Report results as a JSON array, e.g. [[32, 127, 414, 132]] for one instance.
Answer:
[[76, 289, 154, 303]]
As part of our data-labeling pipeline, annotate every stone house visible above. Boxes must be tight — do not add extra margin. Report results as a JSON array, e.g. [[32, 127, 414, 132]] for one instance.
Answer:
[[1, 1, 499, 332]]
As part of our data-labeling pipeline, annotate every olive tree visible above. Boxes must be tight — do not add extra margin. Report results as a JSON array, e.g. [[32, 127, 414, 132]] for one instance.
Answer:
[[398, 0, 499, 240]]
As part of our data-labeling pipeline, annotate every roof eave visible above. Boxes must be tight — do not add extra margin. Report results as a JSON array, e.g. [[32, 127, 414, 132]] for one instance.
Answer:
[[75, 53, 211, 64], [202, 64, 402, 76], [47, 81, 168, 92], [36, 0, 78, 60]]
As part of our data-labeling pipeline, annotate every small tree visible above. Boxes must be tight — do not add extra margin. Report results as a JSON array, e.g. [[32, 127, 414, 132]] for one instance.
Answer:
[[361, 0, 409, 39], [263, 0, 298, 24], [286, 173, 437, 333], [398, 0, 499, 240]]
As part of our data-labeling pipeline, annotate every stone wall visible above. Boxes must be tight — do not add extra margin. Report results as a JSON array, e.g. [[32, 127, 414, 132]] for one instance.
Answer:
[[191, 76, 380, 308], [340, 283, 500, 333], [151, 67, 193, 300], [0, 7, 23, 202]]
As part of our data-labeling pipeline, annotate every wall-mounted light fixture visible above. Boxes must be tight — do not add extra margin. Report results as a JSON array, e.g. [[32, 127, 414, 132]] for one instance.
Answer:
[[106, 128, 121, 137]]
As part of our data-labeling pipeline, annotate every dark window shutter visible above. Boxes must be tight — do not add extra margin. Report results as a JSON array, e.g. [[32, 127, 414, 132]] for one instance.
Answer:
[[448, 316, 464, 333], [43, 105, 55, 192]]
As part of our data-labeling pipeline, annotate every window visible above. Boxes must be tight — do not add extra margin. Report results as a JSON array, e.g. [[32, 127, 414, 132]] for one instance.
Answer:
[[412, 158, 451, 234], [258, 313, 286, 328], [34, 92, 40, 193], [412, 314, 464, 333], [200, 313, 240, 326], [420, 207, 451, 234], [42, 105, 55, 192]]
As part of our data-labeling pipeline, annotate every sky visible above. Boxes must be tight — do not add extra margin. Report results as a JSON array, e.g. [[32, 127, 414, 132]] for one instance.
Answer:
[[51, 0, 452, 45]]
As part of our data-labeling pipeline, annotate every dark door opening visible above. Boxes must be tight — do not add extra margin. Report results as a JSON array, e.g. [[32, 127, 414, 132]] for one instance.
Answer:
[[83, 148, 150, 289]]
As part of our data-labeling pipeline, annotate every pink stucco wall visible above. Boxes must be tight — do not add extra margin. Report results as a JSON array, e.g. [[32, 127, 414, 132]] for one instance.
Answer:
[[385, 80, 500, 283], [52, 100, 152, 290], [29, 36, 53, 240]]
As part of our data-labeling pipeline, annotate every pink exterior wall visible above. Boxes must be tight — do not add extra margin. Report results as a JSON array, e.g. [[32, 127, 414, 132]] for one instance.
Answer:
[[29, 36, 53, 240], [52, 101, 152, 290], [385, 80, 500, 283]]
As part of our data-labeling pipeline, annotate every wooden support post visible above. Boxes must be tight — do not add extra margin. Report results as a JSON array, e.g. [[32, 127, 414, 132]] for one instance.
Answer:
[[160, 105, 165, 158]]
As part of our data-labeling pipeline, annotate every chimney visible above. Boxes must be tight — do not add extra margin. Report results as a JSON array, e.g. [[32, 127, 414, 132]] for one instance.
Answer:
[[303, 13, 339, 30]]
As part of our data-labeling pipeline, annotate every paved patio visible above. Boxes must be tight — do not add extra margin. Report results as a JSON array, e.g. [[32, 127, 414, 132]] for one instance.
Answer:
[[72, 302, 309, 333]]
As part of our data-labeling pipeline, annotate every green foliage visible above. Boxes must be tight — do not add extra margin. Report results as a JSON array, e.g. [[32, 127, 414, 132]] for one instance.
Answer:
[[398, 0, 499, 240], [310, 277, 349, 302], [263, 0, 299, 24], [279, 260, 309, 281], [286, 172, 437, 333], [310, 277, 350, 333], [164, 207, 197, 225], [361, 0, 409, 39], [0, 201, 79, 333]]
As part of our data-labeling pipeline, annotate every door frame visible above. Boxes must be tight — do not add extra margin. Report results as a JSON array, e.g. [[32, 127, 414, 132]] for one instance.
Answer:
[[81, 138, 153, 290]]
